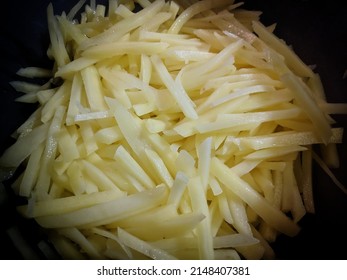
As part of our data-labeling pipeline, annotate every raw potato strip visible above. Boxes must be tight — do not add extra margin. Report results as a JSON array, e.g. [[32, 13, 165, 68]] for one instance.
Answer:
[[35, 106, 66, 200], [47, 4, 70, 67], [101, 68, 157, 106], [167, 171, 189, 207], [106, 97, 146, 156], [252, 20, 314, 78], [95, 126, 122, 144], [181, 40, 243, 90], [17, 190, 125, 217], [213, 13, 257, 43], [79, 122, 99, 155], [69, 165, 92, 195], [144, 148, 174, 187], [58, 228, 102, 259], [1, 0, 346, 261], [244, 146, 307, 160], [196, 107, 301, 134], [55, 57, 98, 79], [0, 123, 49, 168], [37, 89, 56, 105], [197, 137, 212, 190], [36, 185, 168, 228], [283, 161, 306, 222], [13, 86, 48, 103], [19, 143, 45, 197], [114, 204, 178, 229], [217, 107, 300, 122], [91, 227, 133, 259], [168, 0, 213, 34], [41, 81, 70, 123], [210, 157, 300, 237], [118, 228, 177, 260], [115, 145, 155, 189], [57, 126, 80, 162], [79, 0, 166, 50], [80, 66, 108, 111], [211, 84, 276, 107], [281, 72, 332, 144], [14, 107, 42, 137], [233, 128, 343, 151], [81, 160, 124, 193], [150, 233, 258, 251], [82, 41, 169, 59], [188, 177, 214, 259], [214, 233, 259, 248], [121, 212, 206, 241], [67, 0, 87, 20], [150, 54, 198, 119], [227, 189, 253, 236], [174, 95, 249, 137], [74, 111, 112, 122], [16, 67, 52, 78], [105, 97, 166, 182]]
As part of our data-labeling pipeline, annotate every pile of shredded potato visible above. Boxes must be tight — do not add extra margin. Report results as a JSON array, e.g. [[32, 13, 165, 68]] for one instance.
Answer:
[[1, 0, 346, 260]]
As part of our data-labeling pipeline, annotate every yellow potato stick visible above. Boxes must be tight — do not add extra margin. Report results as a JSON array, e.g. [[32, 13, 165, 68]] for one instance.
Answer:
[[82, 42, 169, 59], [91, 227, 133, 259], [37, 89, 56, 105], [56, 57, 98, 79], [16, 67, 52, 78], [211, 157, 300, 237], [80, 66, 108, 111], [0, 123, 49, 168], [167, 171, 189, 207], [79, 0, 166, 50], [58, 228, 102, 259], [144, 148, 174, 187], [252, 20, 314, 77], [123, 212, 205, 241], [114, 204, 177, 229], [115, 145, 156, 189], [188, 177, 214, 259], [17, 189, 124, 218], [36, 106, 66, 200], [57, 126, 80, 163], [209, 176, 223, 196], [197, 136, 212, 190], [36, 186, 168, 228], [217, 192, 234, 225], [41, 81, 70, 123], [10, 81, 43, 94], [81, 160, 124, 193], [118, 227, 177, 260], [47, 3, 70, 67], [226, 190, 253, 236], [79, 122, 99, 155], [18, 143, 45, 197], [151, 54, 198, 119], [213, 233, 259, 248]]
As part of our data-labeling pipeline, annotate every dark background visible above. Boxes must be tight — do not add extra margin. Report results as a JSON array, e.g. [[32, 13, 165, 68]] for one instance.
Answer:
[[0, 0, 346, 260]]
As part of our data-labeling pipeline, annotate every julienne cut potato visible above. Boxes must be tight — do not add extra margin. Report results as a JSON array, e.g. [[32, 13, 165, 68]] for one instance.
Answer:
[[1, 0, 346, 260]]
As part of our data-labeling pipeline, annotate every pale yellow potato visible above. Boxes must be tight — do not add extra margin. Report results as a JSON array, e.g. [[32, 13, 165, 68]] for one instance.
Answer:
[[1, 0, 346, 260]]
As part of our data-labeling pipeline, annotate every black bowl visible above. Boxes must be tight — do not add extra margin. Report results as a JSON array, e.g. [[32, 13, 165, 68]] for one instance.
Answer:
[[0, 0, 346, 260]]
